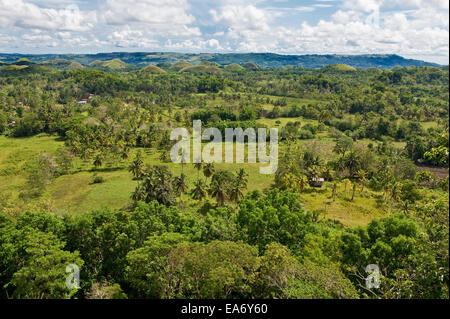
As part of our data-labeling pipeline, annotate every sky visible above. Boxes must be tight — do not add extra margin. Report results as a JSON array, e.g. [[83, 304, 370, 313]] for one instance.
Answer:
[[0, 0, 448, 64]]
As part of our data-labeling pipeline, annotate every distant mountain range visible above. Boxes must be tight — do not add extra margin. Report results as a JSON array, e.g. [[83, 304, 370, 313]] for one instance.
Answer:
[[0, 52, 442, 70]]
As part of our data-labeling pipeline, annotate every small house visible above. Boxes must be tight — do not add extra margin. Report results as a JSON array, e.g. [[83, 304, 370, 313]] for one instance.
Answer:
[[309, 177, 325, 188]]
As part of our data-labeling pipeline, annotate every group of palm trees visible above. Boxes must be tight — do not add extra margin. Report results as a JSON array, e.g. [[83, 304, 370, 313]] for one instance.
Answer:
[[129, 150, 249, 207], [190, 163, 249, 206]]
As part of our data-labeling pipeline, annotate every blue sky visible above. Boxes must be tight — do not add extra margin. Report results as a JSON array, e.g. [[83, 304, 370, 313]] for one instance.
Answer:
[[0, 0, 448, 64]]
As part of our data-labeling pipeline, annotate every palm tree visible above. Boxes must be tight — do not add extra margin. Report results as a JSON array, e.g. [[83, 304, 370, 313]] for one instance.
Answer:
[[230, 169, 249, 204], [351, 183, 357, 201], [129, 151, 144, 180], [208, 171, 234, 207], [343, 179, 352, 194], [203, 163, 215, 181], [131, 184, 145, 202], [194, 162, 203, 179], [331, 181, 338, 202], [345, 151, 361, 177], [191, 179, 207, 201], [93, 154, 103, 169], [209, 178, 227, 206], [236, 168, 249, 187], [355, 169, 368, 193], [230, 181, 245, 204], [173, 173, 188, 195]]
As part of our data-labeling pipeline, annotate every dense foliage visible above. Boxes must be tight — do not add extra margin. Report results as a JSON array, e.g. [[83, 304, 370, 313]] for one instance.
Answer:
[[0, 61, 448, 299]]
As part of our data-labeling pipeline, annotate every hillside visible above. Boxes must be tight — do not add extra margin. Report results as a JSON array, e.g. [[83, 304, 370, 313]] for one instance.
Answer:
[[42, 59, 84, 70], [0, 53, 442, 69], [0, 55, 448, 301], [89, 59, 133, 71]]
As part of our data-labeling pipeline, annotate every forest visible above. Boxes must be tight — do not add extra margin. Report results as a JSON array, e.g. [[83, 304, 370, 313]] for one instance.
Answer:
[[0, 59, 448, 299]]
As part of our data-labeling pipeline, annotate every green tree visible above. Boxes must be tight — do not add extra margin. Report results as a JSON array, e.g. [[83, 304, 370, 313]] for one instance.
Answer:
[[399, 180, 421, 213], [237, 189, 312, 253], [333, 136, 354, 156], [93, 153, 103, 169], [86, 282, 127, 299], [0, 109, 7, 134], [1, 227, 83, 299], [194, 162, 203, 179], [203, 163, 215, 181], [173, 173, 188, 195], [191, 179, 207, 201], [129, 151, 144, 180], [230, 169, 249, 204], [208, 170, 235, 206]]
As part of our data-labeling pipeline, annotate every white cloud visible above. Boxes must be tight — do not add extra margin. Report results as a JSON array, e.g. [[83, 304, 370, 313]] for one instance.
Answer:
[[0, 0, 447, 64], [343, 0, 383, 13], [0, 0, 96, 32], [107, 28, 160, 48], [210, 5, 271, 32], [393, 0, 449, 10], [102, 0, 200, 37]]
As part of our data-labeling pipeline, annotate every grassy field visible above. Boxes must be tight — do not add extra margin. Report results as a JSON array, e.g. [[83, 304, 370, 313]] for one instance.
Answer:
[[257, 116, 319, 128], [0, 132, 396, 227], [2, 115, 436, 226]]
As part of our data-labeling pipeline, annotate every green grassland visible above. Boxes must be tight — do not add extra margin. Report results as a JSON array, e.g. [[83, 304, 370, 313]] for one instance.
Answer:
[[1, 85, 444, 227], [0, 132, 396, 227], [0, 83, 446, 228]]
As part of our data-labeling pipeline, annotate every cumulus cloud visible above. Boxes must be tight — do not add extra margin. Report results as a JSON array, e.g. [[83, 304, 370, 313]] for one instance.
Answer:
[[0, 0, 96, 32], [102, 0, 200, 37], [0, 0, 447, 64], [343, 0, 383, 13], [206, 0, 448, 63], [211, 5, 271, 32], [107, 28, 160, 48]]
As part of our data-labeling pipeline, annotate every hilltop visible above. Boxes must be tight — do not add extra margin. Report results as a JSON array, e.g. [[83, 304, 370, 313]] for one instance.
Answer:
[[89, 59, 133, 71]]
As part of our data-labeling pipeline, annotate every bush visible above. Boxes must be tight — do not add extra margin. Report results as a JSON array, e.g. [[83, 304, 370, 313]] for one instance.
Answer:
[[91, 175, 105, 184], [299, 130, 314, 140]]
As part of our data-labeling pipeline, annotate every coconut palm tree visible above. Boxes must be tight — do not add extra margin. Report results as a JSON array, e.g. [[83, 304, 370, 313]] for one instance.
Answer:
[[131, 184, 145, 202], [230, 181, 245, 204], [355, 169, 368, 193], [203, 163, 215, 181], [209, 178, 227, 207], [236, 168, 249, 187], [194, 162, 203, 179], [345, 151, 361, 177], [191, 179, 207, 201], [129, 151, 144, 180], [331, 181, 338, 202], [180, 152, 189, 174], [208, 170, 234, 206], [230, 169, 249, 204], [351, 183, 357, 201], [93, 154, 103, 169], [173, 173, 188, 195], [343, 179, 352, 194]]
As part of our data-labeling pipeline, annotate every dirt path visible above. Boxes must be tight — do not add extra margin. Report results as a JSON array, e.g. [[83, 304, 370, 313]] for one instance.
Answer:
[[417, 165, 449, 178]]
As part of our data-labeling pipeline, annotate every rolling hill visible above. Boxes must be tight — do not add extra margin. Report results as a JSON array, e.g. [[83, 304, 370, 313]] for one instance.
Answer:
[[0, 53, 442, 69]]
